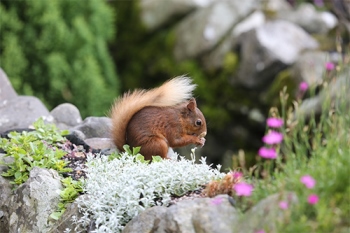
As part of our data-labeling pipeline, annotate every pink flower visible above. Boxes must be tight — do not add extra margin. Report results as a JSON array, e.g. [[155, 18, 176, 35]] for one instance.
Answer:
[[234, 182, 254, 196], [266, 117, 284, 128], [262, 131, 283, 144], [300, 175, 316, 189], [299, 81, 309, 92], [255, 230, 266, 233], [308, 194, 319, 205], [211, 197, 223, 205], [279, 201, 289, 210], [258, 147, 277, 159], [325, 62, 335, 71], [230, 171, 243, 180]]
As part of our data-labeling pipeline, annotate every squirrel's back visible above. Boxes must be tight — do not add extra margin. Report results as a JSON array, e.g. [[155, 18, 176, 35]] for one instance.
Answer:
[[110, 76, 196, 150]]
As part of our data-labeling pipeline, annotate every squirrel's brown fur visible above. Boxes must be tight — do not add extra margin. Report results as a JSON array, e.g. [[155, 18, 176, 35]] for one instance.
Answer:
[[110, 76, 207, 160]]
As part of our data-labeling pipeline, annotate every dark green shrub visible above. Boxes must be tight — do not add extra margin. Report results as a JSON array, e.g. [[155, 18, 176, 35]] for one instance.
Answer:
[[0, 0, 119, 117]]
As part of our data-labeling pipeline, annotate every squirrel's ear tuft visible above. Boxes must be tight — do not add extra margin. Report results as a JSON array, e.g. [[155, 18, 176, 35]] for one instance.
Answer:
[[187, 98, 197, 111]]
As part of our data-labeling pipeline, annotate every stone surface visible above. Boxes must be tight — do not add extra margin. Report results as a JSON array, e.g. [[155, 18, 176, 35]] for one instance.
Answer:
[[277, 3, 338, 34], [263, 0, 292, 12], [84, 137, 117, 151], [0, 68, 17, 102], [50, 103, 82, 130], [234, 192, 298, 233], [0, 153, 14, 174], [174, 0, 256, 60], [140, 0, 214, 31], [123, 195, 238, 233], [297, 66, 350, 118], [6, 167, 62, 233], [203, 10, 266, 70], [0, 175, 12, 233], [0, 96, 51, 133], [292, 51, 332, 86], [48, 199, 86, 233], [70, 116, 112, 139], [122, 206, 168, 233], [234, 20, 318, 88]]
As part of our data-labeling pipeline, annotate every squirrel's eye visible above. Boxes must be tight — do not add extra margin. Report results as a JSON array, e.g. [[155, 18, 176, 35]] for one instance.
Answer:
[[195, 119, 202, 126]]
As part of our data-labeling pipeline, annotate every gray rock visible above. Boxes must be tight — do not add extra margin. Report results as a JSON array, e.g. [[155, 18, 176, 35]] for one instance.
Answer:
[[235, 192, 298, 233], [203, 10, 266, 70], [234, 20, 318, 88], [140, 0, 214, 31], [84, 138, 117, 151], [262, 0, 292, 12], [122, 206, 168, 233], [0, 153, 14, 174], [70, 117, 112, 139], [123, 195, 238, 233], [0, 68, 17, 102], [0, 175, 12, 233], [48, 199, 86, 233], [50, 103, 82, 130], [7, 167, 62, 233], [297, 67, 350, 118], [277, 3, 338, 34], [174, 0, 256, 61], [292, 51, 332, 86], [0, 96, 51, 132]]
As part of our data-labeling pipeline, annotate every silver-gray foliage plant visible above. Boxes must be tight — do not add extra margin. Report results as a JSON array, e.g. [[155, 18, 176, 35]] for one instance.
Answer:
[[74, 149, 224, 232]]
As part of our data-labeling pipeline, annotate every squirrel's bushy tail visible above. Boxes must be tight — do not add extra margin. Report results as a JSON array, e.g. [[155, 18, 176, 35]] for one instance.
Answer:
[[111, 76, 196, 150]]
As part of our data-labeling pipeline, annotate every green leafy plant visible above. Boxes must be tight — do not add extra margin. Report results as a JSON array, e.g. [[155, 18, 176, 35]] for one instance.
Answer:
[[108, 144, 162, 163], [0, 118, 71, 185], [50, 177, 83, 220]]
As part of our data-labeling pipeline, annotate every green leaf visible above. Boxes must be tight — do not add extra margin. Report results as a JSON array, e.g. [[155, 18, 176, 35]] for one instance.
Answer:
[[151, 156, 162, 163], [50, 211, 64, 220], [123, 144, 131, 154], [132, 146, 141, 155], [135, 154, 149, 164]]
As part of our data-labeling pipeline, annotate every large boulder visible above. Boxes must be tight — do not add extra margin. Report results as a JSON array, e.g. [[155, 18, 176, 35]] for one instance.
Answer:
[[69, 116, 112, 139], [5, 167, 62, 233], [203, 10, 266, 70], [0, 68, 17, 102], [140, 0, 214, 31], [0, 96, 52, 132], [276, 3, 338, 34], [50, 103, 82, 130], [234, 20, 318, 89], [0, 175, 12, 233], [292, 50, 336, 86], [297, 66, 350, 118], [235, 192, 298, 233], [123, 195, 238, 233], [174, 0, 256, 61]]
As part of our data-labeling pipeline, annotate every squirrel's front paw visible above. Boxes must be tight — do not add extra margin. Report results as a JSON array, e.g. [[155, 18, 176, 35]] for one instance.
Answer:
[[197, 137, 206, 147]]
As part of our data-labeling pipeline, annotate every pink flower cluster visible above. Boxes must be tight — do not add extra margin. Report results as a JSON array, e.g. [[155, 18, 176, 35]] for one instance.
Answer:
[[299, 81, 309, 92], [258, 117, 284, 159], [231, 171, 254, 197], [234, 182, 254, 196], [325, 61, 335, 71], [300, 175, 319, 205]]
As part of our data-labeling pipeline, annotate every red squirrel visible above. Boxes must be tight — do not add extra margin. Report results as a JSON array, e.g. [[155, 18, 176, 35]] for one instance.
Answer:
[[110, 76, 207, 160]]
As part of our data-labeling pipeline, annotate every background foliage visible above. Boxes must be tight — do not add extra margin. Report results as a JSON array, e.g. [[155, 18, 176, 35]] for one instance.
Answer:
[[0, 0, 118, 117]]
